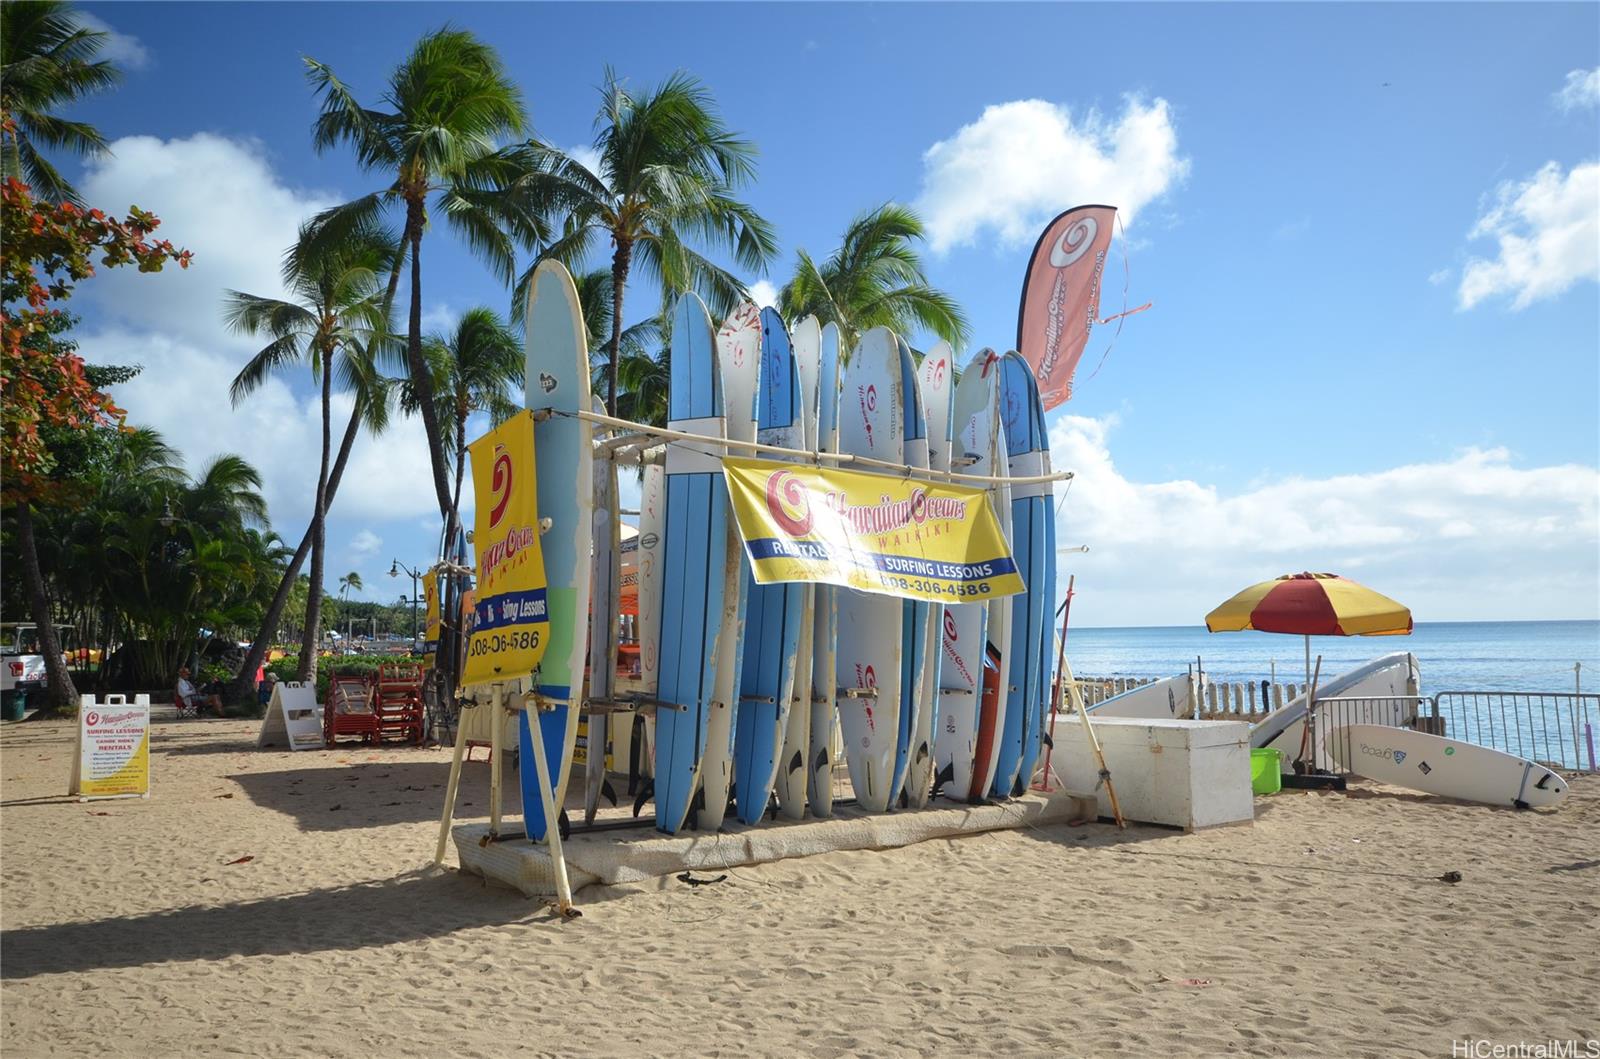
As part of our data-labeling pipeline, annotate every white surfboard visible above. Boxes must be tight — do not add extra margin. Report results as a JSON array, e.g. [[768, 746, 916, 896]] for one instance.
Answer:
[[835, 327, 904, 813], [1328, 724, 1569, 808], [584, 399, 620, 824], [935, 349, 1007, 802], [701, 301, 761, 830], [910, 341, 955, 809], [1083, 673, 1196, 719], [632, 461, 665, 788], [776, 314, 822, 820], [807, 322, 843, 818]]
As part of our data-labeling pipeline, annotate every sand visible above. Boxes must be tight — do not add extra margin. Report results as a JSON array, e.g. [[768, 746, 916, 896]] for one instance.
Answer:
[[2, 713, 1596, 1057]]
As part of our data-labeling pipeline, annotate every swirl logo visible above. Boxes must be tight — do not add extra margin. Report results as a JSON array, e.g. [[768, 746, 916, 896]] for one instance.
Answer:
[[1049, 216, 1098, 268], [488, 445, 513, 529], [764, 470, 813, 537], [930, 358, 946, 389], [943, 610, 958, 642], [85, 711, 100, 726], [864, 384, 878, 412]]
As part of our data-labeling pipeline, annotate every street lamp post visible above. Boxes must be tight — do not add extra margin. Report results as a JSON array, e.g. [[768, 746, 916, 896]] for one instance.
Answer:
[[390, 560, 422, 649]]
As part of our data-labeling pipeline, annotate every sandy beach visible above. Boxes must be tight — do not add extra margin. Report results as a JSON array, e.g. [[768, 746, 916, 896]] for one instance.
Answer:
[[2, 714, 1595, 1057]]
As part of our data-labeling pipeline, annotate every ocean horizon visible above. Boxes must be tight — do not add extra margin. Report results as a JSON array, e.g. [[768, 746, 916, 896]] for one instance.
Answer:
[[1061, 619, 1600, 694]]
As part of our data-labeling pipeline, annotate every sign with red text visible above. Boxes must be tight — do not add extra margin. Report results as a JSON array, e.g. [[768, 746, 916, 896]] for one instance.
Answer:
[[71, 695, 150, 800]]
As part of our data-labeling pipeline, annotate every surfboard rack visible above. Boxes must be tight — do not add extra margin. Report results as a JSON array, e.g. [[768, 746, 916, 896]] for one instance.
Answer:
[[739, 695, 777, 705], [837, 687, 879, 699], [585, 695, 689, 715], [516, 692, 573, 713], [938, 687, 976, 695], [538, 406, 1075, 487]]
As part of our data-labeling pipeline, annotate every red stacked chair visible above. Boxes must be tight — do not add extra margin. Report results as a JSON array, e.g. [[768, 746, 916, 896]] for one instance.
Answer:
[[325, 675, 380, 747], [373, 663, 425, 745]]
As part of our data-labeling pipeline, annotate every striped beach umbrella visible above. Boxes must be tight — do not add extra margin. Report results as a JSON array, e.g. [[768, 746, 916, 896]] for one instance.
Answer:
[[1205, 572, 1412, 693]]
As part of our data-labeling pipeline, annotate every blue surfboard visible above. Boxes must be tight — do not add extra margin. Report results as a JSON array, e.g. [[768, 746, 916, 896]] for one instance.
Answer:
[[519, 260, 593, 842], [991, 351, 1052, 797], [652, 293, 730, 834], [732, 308, 807, 825]]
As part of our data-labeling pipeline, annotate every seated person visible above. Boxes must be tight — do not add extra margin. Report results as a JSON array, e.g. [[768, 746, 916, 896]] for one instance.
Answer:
[[176, 666, 224, 717]]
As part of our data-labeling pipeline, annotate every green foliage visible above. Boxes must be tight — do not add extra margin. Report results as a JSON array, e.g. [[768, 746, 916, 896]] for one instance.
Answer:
[[267, 653, 425, 702], [514, 69, 776, 414], [779, 203, 967, 355], [0, 0, 122, 203]]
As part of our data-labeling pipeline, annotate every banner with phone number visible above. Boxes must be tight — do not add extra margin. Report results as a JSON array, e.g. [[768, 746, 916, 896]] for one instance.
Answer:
[[462, 410, 549, 687], [723, 456, 1024, 603]]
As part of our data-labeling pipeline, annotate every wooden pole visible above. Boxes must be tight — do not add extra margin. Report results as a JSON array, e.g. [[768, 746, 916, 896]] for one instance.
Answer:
[[524, 694, 578, 917], [1035, 575, 1075, 792], [433, 690, 474, 866], [1052, 579, 1124, 828], [488, 682, 504, 838]]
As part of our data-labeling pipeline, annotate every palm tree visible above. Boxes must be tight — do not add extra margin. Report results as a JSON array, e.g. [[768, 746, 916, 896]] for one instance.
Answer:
[[338, 572, 363, 600], [0, 0, 121, 202], [516, 69, 777, 416], [398, 306, 522, 524], [779, 203, 968, 355], [302, 27, 548, 525], [223, 220, 397, 684], [565, 268, 669, 425]]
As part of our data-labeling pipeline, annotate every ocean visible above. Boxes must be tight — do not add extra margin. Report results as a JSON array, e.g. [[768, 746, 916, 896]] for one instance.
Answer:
[[1062, 620, 1600, 695]]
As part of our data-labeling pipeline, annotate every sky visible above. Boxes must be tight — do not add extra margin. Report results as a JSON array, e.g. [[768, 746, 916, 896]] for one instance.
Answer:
[[54, 2, 1600, 627]]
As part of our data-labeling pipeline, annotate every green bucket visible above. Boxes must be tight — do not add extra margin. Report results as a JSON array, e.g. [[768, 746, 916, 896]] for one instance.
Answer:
[[1, 690, 26, 723], [1250, 747, 1284, 795]]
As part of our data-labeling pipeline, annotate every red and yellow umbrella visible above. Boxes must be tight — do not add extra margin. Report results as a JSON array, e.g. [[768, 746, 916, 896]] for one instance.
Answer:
[[1205, 572, 1412, 690]]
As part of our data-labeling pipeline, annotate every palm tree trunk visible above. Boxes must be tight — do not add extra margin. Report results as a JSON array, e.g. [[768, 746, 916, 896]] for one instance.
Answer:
[[12, 502, 79, 713], [223, 377, 369, 708], [296, 347, 334, 684], [608, 238, 633, 417], [403, 197, 456, 520], [450, 411, 467, 533]]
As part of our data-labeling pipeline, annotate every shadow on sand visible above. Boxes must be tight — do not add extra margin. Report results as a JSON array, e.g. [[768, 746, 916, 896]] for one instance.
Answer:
[[0, 867, 566, 980]]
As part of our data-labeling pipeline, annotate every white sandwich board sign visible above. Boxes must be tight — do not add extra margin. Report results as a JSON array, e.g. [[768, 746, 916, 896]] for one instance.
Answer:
[[71, 694, 151, 800], [257, 681, 324, 751]]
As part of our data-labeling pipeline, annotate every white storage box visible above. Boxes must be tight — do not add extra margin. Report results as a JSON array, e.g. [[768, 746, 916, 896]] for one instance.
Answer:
[[1047, 716, 1253, 831]]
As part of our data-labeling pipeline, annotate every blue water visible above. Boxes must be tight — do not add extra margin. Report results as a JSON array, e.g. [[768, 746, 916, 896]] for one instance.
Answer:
[[1062, 621, 1600, 695]]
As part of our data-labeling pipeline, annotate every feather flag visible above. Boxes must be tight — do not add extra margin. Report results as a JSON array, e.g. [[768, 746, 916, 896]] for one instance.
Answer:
[[1016, 204, 1117, 410]]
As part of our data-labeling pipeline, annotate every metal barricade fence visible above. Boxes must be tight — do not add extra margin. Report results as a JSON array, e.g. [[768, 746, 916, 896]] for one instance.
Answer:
[[1307, 696, 1428, 775], [1431, 691, 1599, 772], [1311, 692, 1599, 776]]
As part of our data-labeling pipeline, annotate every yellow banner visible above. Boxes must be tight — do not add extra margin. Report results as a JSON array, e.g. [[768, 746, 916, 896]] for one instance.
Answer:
[[724, 457, 1024, 603], [462, 410, 550, 687], [422, 570, 440, 665]]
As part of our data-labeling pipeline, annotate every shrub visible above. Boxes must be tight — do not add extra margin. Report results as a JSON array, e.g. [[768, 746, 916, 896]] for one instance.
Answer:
[[266, 654, 426, 702]]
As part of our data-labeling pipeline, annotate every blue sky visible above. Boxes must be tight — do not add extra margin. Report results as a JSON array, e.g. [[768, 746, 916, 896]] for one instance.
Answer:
[[61, 2, 1599, 626]]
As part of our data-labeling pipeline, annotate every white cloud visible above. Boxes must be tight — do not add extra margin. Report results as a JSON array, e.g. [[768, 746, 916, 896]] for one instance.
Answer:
[[78, 133, 340, 352], [87, 327, 438, 533], [1457, 161, 1599, 310], [72, 12, 151, 71], [69, 132, 444, 546], [1554, 67, 1600, 112], [1427, 268, 1451, 286], [916, 96, 1189, 254], [350, 529, 382, 557], [1048, 414, 1600, 626], [747, 279, 778, 309]]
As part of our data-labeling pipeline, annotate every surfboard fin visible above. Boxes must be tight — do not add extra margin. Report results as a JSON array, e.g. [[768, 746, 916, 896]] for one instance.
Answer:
[[914, 741, 929, 763], [557, 809, 571, 842], [1042, 731, 1054, 750], [931, 762, 954, 798], [601, 779, 618, 808], [632, 778, 654, 818], [815, 747, 830, 771], [687, 787, 705, 831], [787, 750, 804, 774]]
